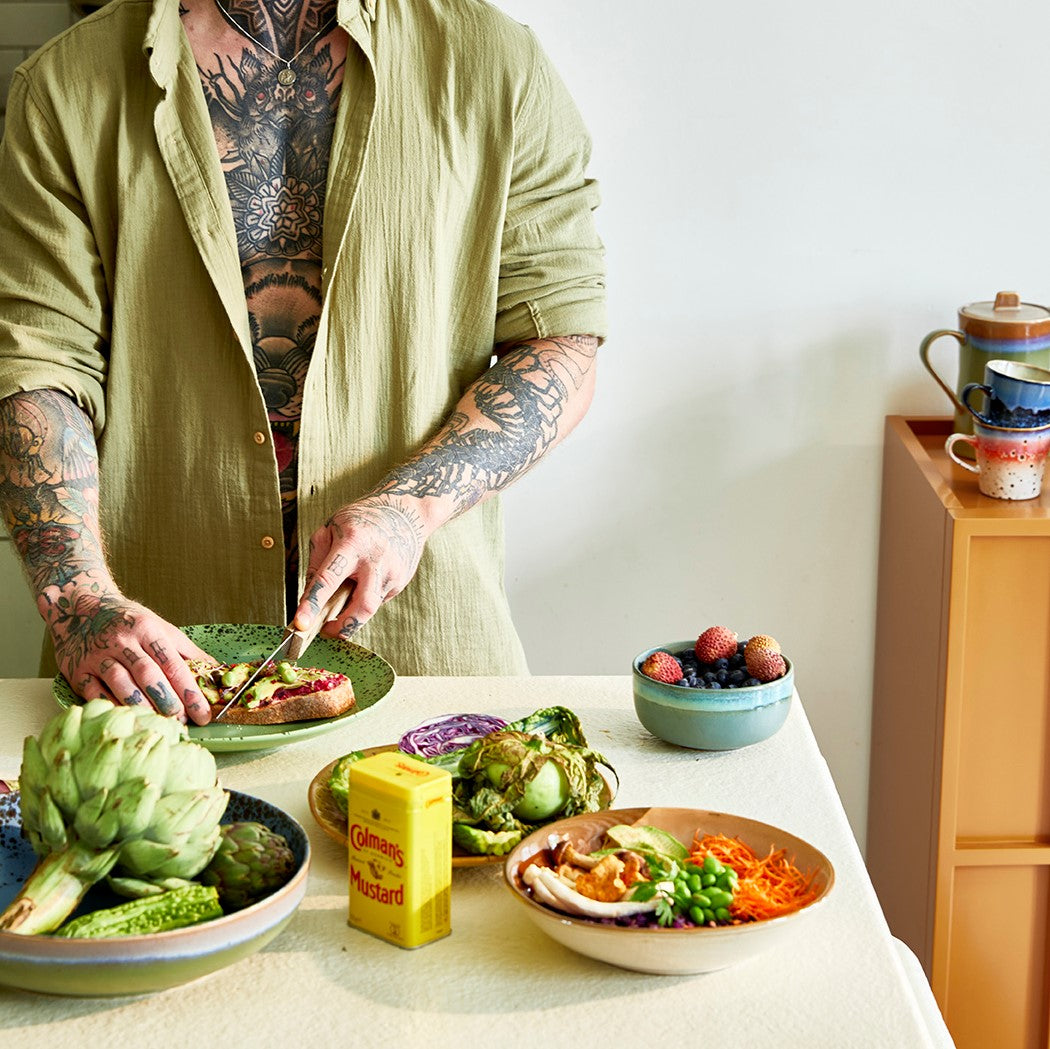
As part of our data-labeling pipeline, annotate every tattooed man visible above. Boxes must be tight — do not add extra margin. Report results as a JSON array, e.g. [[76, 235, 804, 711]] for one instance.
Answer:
[[0, 0, 605, 723]]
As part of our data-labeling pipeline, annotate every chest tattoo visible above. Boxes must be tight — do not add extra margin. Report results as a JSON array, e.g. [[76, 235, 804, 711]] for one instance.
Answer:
[[181, 0, 346, 607]]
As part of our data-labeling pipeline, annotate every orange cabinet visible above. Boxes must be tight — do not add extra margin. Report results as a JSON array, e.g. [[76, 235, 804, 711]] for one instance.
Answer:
[[868, 416, 1050, 1049]]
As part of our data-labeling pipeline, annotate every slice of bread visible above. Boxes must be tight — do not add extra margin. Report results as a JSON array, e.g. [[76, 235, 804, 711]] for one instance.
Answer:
[[217, 677, 355, 724], [190, 659, 356, 725]]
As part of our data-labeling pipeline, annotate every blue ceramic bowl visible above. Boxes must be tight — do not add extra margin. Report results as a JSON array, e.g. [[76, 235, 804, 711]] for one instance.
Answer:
[[633, 641, 793, 750], [0, 789, 310, 996]]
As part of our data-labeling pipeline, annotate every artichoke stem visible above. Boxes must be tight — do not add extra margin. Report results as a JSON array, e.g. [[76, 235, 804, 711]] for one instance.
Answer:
[[0, 842, 120, 935]]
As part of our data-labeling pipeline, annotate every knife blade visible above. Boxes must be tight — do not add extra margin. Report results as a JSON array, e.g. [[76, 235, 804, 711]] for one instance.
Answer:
[[212, 582, 354, 722]]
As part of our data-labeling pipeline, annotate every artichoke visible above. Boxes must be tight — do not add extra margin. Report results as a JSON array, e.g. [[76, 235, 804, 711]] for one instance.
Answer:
[[0, 699, 228, 935], [197, 821, 296, 910]]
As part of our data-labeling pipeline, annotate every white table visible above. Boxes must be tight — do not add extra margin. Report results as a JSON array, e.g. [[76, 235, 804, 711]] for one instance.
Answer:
[[0, 676, 949, 1048]]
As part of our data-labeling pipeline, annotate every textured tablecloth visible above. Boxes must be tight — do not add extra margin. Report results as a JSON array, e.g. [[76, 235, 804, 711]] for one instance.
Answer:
[[0, 676, 940, 1048]]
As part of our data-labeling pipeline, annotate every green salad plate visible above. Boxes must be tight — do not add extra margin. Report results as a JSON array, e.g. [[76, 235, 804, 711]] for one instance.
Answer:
[[51, 623, 396, 753]]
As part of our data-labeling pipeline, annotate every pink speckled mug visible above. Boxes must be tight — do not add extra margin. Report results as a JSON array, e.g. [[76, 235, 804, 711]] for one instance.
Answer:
[[945, 419, 1050, 500]]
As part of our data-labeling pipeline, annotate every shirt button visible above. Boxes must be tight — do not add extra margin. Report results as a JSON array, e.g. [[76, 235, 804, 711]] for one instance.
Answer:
[[261, 536, 275, 549], [253, 431, 266, 445]]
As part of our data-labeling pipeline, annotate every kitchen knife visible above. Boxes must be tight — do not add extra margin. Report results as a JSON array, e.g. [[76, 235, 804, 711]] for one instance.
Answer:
[[212, 582, 354, 722]]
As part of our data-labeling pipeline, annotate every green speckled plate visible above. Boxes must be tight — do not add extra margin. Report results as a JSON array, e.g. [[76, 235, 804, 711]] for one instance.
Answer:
[[51, 623, 396, 753]]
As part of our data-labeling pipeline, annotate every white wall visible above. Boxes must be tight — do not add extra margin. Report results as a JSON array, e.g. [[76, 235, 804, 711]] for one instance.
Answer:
[[494, 0, 1050, 849]]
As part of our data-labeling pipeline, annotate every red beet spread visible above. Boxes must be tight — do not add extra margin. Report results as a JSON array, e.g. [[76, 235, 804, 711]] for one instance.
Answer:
[[261, 673, 345, 707]]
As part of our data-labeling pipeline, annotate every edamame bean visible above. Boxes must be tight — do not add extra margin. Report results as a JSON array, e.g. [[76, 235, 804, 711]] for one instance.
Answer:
[[703, 854, 723, 876], [701, 872, 716, 888], [714, 907, 732, 922], [690, 892, 711, 908], [689, 905, 704, 925]]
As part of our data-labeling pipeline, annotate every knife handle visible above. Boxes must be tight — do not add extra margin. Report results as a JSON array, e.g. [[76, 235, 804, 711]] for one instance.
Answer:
[[286, 582, 354, 661]]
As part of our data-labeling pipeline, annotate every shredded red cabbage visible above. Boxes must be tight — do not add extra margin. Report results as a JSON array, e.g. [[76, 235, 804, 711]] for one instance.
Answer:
[[398, 713, 508, 757]]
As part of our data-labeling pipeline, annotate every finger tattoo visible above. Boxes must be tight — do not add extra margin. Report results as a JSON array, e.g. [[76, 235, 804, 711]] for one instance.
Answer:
[[145, 681, 179, 714], [338, 618, 362, 638]]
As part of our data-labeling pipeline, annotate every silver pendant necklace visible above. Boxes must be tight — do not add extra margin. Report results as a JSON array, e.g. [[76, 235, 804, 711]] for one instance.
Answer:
[[214, 2, 337, 85]]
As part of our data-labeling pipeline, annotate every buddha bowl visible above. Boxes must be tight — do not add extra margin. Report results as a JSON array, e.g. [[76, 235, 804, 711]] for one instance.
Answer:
[[503, 806, 834, 975]]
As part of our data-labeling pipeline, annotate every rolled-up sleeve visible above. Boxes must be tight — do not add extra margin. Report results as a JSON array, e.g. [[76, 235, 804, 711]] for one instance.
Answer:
[[0, 69, 110, 433], [494, 32, 607, 346]]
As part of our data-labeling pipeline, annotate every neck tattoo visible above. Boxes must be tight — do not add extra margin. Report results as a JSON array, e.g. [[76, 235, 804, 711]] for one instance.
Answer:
[[213, 1, 337, 85]]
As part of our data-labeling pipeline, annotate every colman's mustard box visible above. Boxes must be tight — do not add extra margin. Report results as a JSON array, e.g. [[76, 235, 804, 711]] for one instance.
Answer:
[[346, 750, 452, 949]]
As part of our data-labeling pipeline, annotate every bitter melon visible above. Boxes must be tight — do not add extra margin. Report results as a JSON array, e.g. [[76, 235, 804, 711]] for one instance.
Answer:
[[54, 884, 222, 938]]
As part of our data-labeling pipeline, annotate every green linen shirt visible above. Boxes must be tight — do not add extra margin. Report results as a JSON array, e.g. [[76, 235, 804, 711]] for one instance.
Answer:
[[0, 0, 606, 676]]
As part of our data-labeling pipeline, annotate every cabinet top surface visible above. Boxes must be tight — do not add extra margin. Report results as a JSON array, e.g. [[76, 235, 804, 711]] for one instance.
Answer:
[[888, 416, 1050, 521]]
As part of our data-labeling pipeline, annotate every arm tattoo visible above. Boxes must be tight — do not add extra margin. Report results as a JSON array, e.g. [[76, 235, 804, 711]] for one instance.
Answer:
[[374, 335, 597, 515], [0, 390, 126, 669], [0, 390, 105, 593]]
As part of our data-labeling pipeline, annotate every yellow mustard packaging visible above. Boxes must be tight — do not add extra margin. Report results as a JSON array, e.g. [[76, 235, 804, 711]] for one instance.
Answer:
[[346, 750, 452, 948]]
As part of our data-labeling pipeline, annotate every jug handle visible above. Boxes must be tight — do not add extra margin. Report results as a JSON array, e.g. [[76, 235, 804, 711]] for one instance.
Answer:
[[919, 329, 966, 412]]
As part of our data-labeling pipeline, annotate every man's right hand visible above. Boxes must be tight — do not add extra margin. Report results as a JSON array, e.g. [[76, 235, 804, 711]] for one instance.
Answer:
[[46, 578, 216, 726], [1, 391, 215, 726]]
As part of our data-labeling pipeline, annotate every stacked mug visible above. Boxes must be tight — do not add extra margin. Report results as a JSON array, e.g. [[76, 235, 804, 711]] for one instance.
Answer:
[[921, 291, 1050, 501]]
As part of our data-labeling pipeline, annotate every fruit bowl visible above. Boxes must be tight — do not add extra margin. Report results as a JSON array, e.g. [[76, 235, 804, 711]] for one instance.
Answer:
[[633, 641, 793, 750], [503, 806, 833, 975], [0, 789, 309, 996]]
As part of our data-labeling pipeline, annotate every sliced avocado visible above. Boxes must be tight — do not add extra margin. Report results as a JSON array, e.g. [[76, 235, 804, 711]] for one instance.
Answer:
[[603, 824, 689, 861], [328, 751, 366, 815], [451, 824, 523, 856], [220, 664, 252, 688]]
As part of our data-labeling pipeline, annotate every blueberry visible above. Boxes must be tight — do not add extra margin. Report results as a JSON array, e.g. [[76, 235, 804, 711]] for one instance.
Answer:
[[706, 680, 722, 689], [729, 669, 746, 685], [704, 669, 719, 683], [676, 677, 688, 686], [729, 653, 746, 669], [745, 677, 761, 687], [737, 641, 747, 653], [715, 669, 729, 684], [713, 657, 729, 670]]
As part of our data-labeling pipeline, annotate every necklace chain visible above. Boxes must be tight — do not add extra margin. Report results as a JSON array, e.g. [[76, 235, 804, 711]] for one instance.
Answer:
[[213, 2, 337, 85]]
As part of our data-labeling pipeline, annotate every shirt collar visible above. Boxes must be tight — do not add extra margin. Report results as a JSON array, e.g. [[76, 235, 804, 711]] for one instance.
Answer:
[[143, 0, 374, 88]]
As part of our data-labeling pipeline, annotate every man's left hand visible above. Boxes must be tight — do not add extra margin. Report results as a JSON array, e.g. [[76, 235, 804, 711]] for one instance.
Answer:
[[294, 496, 425, 639]]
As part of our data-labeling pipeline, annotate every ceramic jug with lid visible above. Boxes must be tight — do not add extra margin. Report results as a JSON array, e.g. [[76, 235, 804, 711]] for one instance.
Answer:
[[920, 291, 1050, 436]]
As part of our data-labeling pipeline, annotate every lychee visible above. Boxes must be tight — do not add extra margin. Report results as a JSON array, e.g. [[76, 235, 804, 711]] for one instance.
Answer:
[[745, 634, 781, 657], [695, 625, 738, 664], [640, 650, 684, 684], [746, 648, 787, 683]]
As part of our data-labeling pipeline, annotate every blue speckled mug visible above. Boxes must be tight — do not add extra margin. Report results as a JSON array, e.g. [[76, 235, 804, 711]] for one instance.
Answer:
[[961, 359, 1050, 428]]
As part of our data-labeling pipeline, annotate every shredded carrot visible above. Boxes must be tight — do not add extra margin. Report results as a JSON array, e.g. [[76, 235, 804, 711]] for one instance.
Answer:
[[690, 832, 821, 922]]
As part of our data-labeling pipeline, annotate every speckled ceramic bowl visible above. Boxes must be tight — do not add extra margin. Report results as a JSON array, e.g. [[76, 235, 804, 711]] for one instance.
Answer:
[[503, 807, 834, 975], [633, 642, 793, 750], [52, 623, 396, 753], [0, 789, 310, 996]]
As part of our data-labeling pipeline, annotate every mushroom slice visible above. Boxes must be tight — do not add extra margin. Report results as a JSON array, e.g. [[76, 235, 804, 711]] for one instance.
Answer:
[[522, 865, 663, 920]]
